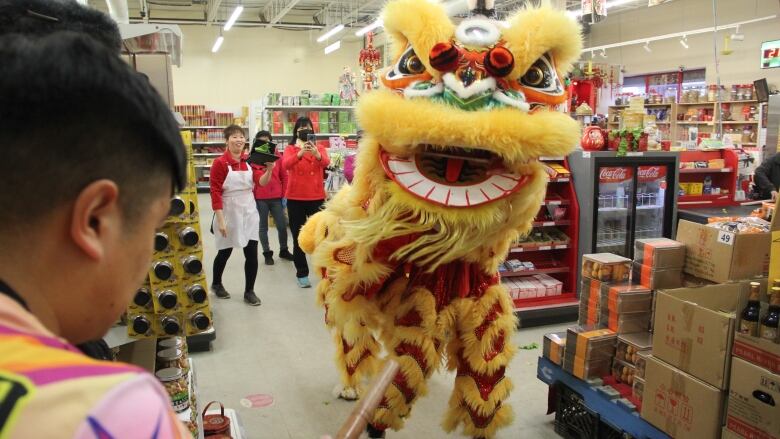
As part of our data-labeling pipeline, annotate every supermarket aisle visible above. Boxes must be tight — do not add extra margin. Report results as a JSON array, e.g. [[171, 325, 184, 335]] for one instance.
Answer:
[[192, 194, 566, 439]]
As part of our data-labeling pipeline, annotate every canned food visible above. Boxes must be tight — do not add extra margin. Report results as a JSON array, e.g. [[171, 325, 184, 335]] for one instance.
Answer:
[[153, 261, 174, 281], [181, 256, 202, 275], [161, 316, 181, 335], [169, 197, 186, 216], [155, 232, 170, 252], [190, 311, 211, 331], [178, 227, 199, 247], [131, 315, 152, 336], [157, 347, 188, 371], [155, 367, 189, 413], [186, 284, 207, 304], [133, 287, 153, 308], [157, 290, 178, 309]]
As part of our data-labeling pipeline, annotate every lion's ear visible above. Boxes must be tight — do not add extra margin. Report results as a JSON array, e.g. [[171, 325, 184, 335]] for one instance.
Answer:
[[382, 0, 454, 77]]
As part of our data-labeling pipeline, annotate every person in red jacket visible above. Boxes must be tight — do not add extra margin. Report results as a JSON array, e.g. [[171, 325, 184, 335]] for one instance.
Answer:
[[283, 117, 330, 288], [250, 130, 293, 265], [209, 125, 274, 306]]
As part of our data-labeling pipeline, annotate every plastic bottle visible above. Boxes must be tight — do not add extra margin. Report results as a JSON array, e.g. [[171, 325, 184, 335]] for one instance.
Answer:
[[703, 176, 712, 195]]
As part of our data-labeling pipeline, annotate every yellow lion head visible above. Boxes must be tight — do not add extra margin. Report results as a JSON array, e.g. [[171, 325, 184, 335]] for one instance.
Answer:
[[345, 0, 582, 271]]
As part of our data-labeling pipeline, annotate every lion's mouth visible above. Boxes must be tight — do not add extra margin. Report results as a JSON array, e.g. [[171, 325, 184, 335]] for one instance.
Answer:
[[380, 145, 533, 207]]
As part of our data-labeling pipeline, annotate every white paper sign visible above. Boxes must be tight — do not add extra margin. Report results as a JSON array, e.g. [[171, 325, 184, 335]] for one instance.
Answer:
[[717, 230, 735, 246]]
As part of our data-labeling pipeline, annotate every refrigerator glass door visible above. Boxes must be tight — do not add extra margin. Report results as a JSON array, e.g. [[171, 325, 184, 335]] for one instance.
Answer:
[[635, 165, 669, 240], [595, 166, 634, 257]]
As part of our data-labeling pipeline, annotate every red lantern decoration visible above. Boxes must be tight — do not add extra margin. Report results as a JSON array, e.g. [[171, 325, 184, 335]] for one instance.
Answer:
[[359, 32, 381, 91], [581, 126, 605, 151]]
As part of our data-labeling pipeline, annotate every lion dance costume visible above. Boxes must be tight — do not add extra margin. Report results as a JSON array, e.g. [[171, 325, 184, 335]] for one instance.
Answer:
[[299, 1, 582, 437]]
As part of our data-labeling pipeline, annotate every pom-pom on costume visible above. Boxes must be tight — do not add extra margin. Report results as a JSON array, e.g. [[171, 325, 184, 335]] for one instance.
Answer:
[[299, 1, 582, 437]]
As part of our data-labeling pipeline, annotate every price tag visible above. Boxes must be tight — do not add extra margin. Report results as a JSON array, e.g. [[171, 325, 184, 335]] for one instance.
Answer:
[[539, 246, 552, 251], [583, 152, 591, 158], [627, 152, 644, 157], [717, 230, 735, 246], [543, 221, 555, 227]]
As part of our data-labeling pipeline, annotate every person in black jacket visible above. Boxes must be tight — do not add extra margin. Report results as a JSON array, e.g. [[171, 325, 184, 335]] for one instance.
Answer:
[[754, 153, 780, 200]]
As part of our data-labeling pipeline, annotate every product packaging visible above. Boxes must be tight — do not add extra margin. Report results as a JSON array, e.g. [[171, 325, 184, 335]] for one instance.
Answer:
[[611, 357, 637, 385], [631, 262, 683, 290], [652, 283, 741, 389], [676, 219, 770, 283], [632, 376, 645, 404], [582, 253, 631, 282], [633, 238, 686, 269], [615, 332, 653, 365], [543, 331, 566, 366], [564, 325, 616, 362], [732, 278, 780, 374], [635, 350, 651, 379], [641, 355, 724, 439], [725, 356, 780, 439], [602, 311, 652, 334]]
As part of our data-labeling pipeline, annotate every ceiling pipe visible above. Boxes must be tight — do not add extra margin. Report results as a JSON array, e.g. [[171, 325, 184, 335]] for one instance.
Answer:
[[105, 0, 130, 24], [128, 17, 327, 29]]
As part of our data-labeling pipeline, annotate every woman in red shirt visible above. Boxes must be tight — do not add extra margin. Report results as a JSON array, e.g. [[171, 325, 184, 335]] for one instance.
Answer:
[[283, 117, 330, 288], [249, 131, 293, 265], [209, 125, 274, 306]]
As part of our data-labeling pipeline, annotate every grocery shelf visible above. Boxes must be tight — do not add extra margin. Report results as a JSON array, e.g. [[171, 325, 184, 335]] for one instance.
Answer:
[[537, 356, 670, 439], [677, 121, 713, 125], [549, 176, 571, 183], [543, 199, 570, 206], [598, 207, 628, 212], [532, 220, 570, 227], [510, 244, 569, 253], [270, 132, 357, 137], [182, 125, 247, 129], [679, 167, 733, 173], [636, 205, 664, 210], [540, 156, 565, 161], [513, 293, 577, 312], [194, 165, 211, 168], [501, 266, 570, 277], [193, 153, 222, 157], [677, 100, 757, 105], [192, 141, 225, 145], [720, 121, 758, 124], [266, 105, 355, 110]]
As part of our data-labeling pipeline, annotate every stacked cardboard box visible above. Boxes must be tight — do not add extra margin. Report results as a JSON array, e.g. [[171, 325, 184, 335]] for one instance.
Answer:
[[502, 274, 563, 300], [543, 331, 567, 366], [578, 253, 631, 326], [600, 283, 653, 334], [562, 325, 617, 380], [631, 238, 685, 290]]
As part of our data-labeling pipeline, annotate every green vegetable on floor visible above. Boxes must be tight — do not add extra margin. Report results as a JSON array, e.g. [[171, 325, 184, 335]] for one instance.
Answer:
[[518, 342, 539, 350]]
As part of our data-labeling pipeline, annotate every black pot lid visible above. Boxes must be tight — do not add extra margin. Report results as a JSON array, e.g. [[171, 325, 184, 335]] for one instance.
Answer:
[[158, 291, 178, 309], [183, 258, 202, 275], [154, 262, 173, 280], [169, 197, 186, 216], [162, 318, 180, 335], [189, 285, 206, 303], [133, 288, 152, 307], [132, 316, 150, 334], [191, 313, 210, 330], [180, 230, 199, 247], [154, 233, 169, 252]]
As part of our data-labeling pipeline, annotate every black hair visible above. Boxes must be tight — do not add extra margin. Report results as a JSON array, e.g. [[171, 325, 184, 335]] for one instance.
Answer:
[[223, 124, 245, 141], [0, 33, 186, 230], [290, 117, 314, 145], [255, 130, 273, 141], [0, 0, 122, 52]]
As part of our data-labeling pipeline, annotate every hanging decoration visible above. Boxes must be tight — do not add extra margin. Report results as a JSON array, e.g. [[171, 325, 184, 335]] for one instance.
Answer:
[[338, 66, 359, 104], [358, 31, 381, 91]]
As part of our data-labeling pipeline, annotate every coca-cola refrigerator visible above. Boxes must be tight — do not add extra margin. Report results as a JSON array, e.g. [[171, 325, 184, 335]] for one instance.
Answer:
[[569, 151, 680, 266]]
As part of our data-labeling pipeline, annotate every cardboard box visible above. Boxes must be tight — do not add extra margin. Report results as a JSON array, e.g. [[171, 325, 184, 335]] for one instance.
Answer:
[[641, 355, 725, 439], [634, 238, 687, 269], [676, 220, 771, 283], [632, 262, 684, 290], [582, 253, 631, 283], [725, 357, 780, 439], [652, 283, 741, 389], [770, 214, 780, 292], [543, 331, 566, 365]]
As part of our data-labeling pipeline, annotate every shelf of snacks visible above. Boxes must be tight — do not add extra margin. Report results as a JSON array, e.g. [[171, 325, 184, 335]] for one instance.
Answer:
[[676, 149, 739, 207], [672, 90, 761, 146], [505, 158, 580, 320], [258, 92, 358, 142]]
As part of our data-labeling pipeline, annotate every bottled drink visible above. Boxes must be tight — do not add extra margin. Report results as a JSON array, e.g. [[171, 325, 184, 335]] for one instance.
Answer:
[[153, 261, 174, 281], [760, 284, 780, 343], [186, 284, 207, 304], [161, 316, 181, 335], [132, 315, 151, 335], [739, 282, 762, 336], [178, 227, 199, 247], [157, 289, 178, 309], [133, 287, 152, 308], [154, 232, 169, 252], [190, 311, 211, 331]]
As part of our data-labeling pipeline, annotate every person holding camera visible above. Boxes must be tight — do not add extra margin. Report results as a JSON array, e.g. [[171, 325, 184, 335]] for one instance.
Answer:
[[754, 152, 780, 201], [283, 117, 330, 288]]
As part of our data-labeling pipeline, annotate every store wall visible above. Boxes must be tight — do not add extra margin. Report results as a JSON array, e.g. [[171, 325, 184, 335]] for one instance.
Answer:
[[172, 25, 362, 110], [586, 0, 780, 88]]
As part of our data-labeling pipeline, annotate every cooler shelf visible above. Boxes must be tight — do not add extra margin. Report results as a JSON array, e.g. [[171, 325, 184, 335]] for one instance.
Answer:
[[502, 266, 570, 277], [679, 167, 733, 174]]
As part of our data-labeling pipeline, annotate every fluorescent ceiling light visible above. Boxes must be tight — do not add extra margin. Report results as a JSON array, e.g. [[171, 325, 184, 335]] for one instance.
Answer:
[[317, 24, 345, 43], [324, 40, 341, 54], [679, 36, 689, 49], [212, 35, 224, 53], [224, 5, 243, 31], [355, 19, 383, 36]]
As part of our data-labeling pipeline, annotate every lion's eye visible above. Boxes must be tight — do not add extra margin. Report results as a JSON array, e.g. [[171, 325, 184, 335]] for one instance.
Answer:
[[521, 66, 545, 87], [403, 54, 425, 75]]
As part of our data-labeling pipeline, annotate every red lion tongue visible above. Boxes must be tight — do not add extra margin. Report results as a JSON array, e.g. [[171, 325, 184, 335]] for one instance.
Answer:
[[445, 158, 464, 183]]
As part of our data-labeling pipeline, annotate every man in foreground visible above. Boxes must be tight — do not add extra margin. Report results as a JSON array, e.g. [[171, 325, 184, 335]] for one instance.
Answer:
[[0, 22, 190, 439]]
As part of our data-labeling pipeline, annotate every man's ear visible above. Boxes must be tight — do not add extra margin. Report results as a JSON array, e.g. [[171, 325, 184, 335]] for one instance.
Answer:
[[70, 179, 121, 260]]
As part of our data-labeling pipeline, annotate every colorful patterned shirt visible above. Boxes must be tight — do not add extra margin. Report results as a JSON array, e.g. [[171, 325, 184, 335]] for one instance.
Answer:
[[0, 293, 189, 439]]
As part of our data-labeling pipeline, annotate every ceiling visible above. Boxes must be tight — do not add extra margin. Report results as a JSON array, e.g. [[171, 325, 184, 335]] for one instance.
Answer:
[[87, 0, 653, 31]]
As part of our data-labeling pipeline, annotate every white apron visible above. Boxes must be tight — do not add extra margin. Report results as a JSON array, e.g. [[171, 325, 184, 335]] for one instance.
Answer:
[[214, 164, 260, 250]]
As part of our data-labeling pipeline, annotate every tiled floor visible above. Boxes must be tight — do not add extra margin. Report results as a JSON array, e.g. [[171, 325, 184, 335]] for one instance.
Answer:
[[192, 194, 567, 439]]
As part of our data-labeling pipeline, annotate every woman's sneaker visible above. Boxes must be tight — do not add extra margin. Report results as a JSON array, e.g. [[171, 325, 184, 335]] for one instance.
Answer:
[[279, 249, 294, 261], [296, 276, 311, 288], [212, 284, 230, 299], [244, 291, 261, 306]]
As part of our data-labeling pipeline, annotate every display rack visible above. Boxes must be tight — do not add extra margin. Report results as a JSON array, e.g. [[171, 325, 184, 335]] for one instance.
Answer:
[[537, 356, 670, 439], [253, 93, 359, 142], [676, 149, 739, 207], [509, 157, 580, 327], [608, 103, 674, 142], [672, 100, 760, 147]]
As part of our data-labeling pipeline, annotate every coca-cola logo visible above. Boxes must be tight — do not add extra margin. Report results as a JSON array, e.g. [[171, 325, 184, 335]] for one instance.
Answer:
[[638, 166, 667, 182], [599, 167, 631, 182]]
